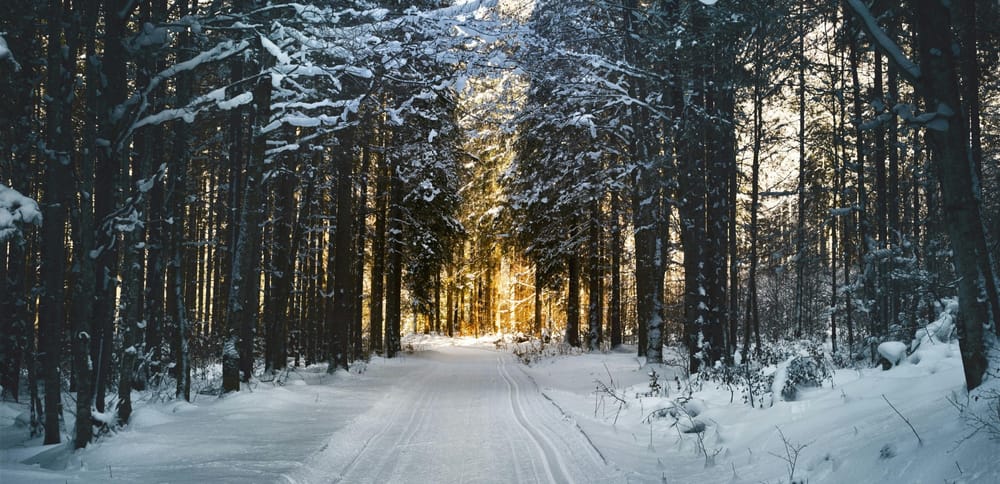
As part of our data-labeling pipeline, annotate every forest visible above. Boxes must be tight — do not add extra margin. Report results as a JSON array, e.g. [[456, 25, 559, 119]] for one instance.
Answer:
[[1, 0, 998, 460]]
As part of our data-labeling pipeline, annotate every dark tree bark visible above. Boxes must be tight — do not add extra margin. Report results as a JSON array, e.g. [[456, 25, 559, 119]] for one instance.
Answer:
[[0, 0, 40, 404], [795, 3, 808, 339], [747, 47, 764, 358], [624, 0, 662, 360], [909, 0, 996, 389], [68, 0, 103, 447], [677, 125, 710, 371], [221, 50, 247, 393], [846, 0, 999, 390], [91, 0, 128, 412], [707, 65, 734, 365], [354, 137, 370, 357], [534, 261, 543, 337], [384, 157, 404, 358], [848, 29, 873, 337], [566, 252, 581, 347], [223, 59, 271, 391], [609, 191, 623, 348], [166, 0, 194, 402], [586, 200, 603, 351], [370, 143, 387, 355], [139, 0, 168, 384], [40, 0, 79, 443], [329, 129, 355, 373]]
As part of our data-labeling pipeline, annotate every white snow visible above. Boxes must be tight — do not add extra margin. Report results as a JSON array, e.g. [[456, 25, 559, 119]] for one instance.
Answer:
[[0, 35, 10, 59], [1, 334, 997, 483], [260, 34, 291, 65], [878, 341, 908, 367], [0, 34, 18, 70], [217, 92, 254, 111], [0, 183, 42, 242]]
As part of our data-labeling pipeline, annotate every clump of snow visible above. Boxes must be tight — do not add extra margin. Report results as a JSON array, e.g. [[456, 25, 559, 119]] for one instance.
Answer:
[[217, 92, 254, 111], [913, 299, 957, 349], [906, 299, 959, 369], [0, 35, 10, 58], [0, 183, 42, 242], [878, 341, 908, 367], [259, 34, 291, 65], [0, 34, 18, 69]]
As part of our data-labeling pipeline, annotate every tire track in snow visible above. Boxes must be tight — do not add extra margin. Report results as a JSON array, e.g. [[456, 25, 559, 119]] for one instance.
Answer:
[[370, 377, 439, 483], [333, 368, 438, 483], [497, 355, 575, 484]]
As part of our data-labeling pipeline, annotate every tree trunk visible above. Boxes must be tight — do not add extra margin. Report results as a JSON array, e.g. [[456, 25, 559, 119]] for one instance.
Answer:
[[40, 0, 79, 443], [354, 139, 370, 357], [91, 4, 126, 408], [329, 129, 355, 373], [748, 55, 763, 357], [223, 64, 271, 391], [370, 140, 388, 354], [385, 157, 404, 358], [586, 200, 603, 351], [264, 148, 302, 373], [166, 0, 193, 401], [795, 7, 808, 339], [910, 0, 996, 389], [534, 262, 543, 337], [609, 192, 623, 348], [566, 252, 580, 347]]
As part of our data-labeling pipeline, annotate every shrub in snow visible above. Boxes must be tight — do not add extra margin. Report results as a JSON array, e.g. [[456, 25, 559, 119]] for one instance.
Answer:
[[698, 340, 831, 406], [778, 350, 833, 401], [510, 333, 578, 365], [637, 369, 663, 398]]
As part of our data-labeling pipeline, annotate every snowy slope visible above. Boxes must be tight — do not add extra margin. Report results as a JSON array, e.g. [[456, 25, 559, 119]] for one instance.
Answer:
[[524, 342, 1000, 483]]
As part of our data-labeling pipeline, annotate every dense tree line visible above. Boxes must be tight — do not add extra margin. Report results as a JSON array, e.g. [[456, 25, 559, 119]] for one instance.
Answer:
[[1, 0, 997, 450], [499, 0, 998, 386], [0, 0, 490, 447]]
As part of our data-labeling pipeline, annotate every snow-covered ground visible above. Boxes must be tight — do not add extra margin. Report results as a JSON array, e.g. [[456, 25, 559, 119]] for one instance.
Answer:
[[1, 333, 998, 483], [525, 343, 1000, 483]]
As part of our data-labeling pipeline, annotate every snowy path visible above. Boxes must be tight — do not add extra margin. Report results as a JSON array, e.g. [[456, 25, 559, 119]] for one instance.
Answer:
[[289, 345, 620, 483], [1, 344, 620, 483]]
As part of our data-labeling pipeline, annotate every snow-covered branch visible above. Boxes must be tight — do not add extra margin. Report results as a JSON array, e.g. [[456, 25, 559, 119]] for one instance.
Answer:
[[843, 0, 920, 84], [0, 183, 42, 242]]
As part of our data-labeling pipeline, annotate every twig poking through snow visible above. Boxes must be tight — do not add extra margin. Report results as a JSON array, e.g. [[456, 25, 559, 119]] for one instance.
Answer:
[[883, 394, 923, 446], [769, 426, 810, 483]]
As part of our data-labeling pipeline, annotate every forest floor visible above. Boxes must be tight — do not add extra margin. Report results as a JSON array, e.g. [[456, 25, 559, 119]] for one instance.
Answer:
[[1, 333, 999, 483]]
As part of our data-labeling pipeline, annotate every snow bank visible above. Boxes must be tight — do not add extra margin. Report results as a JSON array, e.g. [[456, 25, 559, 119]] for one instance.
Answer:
[[523, 339, 998, 483]]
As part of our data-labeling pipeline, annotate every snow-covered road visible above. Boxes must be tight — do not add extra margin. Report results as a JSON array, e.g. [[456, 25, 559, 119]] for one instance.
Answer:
[[289, 345, 621, 483], [1, 343, 621, 483]]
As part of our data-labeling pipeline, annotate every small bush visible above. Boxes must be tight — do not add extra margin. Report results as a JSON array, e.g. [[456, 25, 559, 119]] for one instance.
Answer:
[[780, 349, 833, 401], [696, 340, 831, 407]]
